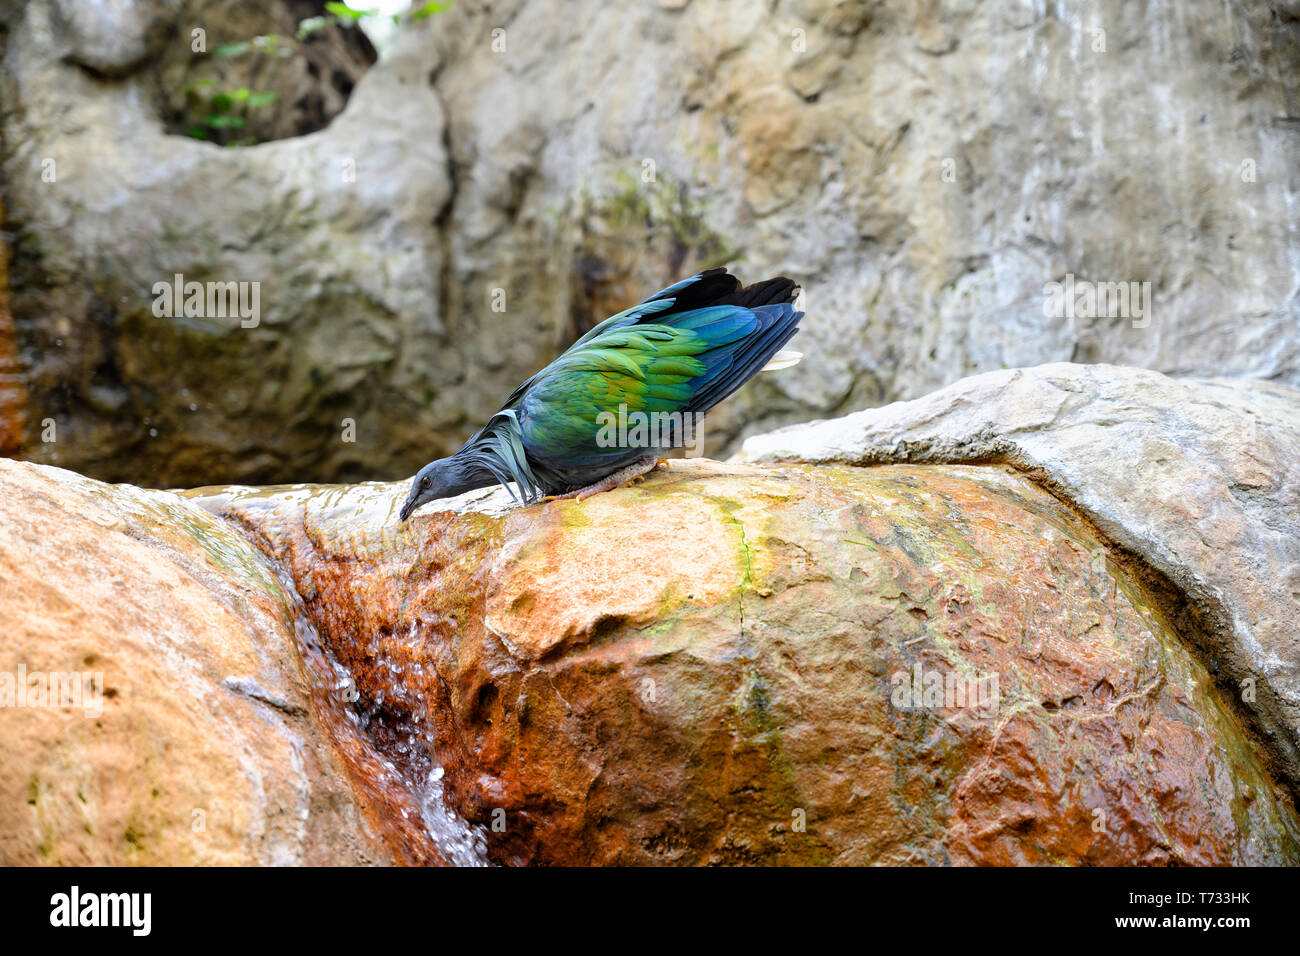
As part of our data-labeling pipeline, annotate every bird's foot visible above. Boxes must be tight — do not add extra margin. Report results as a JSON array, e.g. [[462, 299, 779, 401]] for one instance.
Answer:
[[542, 457, 659, 503]]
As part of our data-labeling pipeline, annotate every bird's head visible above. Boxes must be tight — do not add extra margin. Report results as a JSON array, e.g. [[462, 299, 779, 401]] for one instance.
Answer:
[[398, 455, 489, 522], [399, 459, 454, 522]]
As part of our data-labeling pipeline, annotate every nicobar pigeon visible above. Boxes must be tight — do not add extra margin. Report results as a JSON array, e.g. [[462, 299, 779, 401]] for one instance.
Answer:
[[398, 268, 804, 521]]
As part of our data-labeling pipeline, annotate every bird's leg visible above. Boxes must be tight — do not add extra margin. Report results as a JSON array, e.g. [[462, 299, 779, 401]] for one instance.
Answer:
[[634, 457, 672, 482], [542, 456, 660, 503]]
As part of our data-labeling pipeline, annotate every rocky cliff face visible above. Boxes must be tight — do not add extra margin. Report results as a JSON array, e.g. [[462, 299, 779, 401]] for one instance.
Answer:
[[3, 366, 1298, 865], [0, 1, 443, 486], [2, 1, 1297, 484], [427, 0, 1300, 447]]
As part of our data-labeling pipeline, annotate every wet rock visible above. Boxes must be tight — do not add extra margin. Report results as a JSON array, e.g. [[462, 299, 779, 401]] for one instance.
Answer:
[[195, 458, 1300, 865], [0, 457, 453, 865], [742, 363, 1300, 793]]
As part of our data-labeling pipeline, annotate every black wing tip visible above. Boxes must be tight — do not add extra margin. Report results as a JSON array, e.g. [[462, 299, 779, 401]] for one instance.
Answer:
[[742, 275, 801, 307], [639, 268, 802, 321], [713, 272, 801, 309]]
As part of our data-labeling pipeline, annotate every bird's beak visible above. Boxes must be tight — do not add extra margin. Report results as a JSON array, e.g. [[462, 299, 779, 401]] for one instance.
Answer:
[[398, 497, 416, 522]]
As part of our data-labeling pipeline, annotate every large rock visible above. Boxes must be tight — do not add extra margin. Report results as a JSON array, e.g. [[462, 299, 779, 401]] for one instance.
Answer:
[[47, 0, 178, 77], [4, 0, 1298, 483], [742, 363, 1300, 793], [194, 457, 1300, 865], [0, 2, 456, 486], [4, 445, 1297, 865], [0, 457, 478, 865], [424, 0, 1300, 451]]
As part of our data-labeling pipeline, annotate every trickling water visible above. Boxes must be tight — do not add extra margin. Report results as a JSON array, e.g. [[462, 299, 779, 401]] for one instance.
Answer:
[[280, 559, 492, 866], [326, 646, 493, 867], [183, 480, 501, 864], [415, 767, 490, 867]]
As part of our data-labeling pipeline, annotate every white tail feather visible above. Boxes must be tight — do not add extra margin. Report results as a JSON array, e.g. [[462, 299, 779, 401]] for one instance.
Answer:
[[761, 349, 803, 372]]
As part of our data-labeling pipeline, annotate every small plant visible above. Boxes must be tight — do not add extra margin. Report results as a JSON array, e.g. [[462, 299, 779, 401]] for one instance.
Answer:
[[210, 32, 294, 59], [410, 2, 454, 18], [183, 79, 279, 145], [306, 1, 452, 35], [181, 3, 453, 147]]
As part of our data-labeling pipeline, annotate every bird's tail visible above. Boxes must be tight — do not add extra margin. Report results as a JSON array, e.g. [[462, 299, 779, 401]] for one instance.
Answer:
[[758, 282, 804, 371], [669, 278, 804, 416]]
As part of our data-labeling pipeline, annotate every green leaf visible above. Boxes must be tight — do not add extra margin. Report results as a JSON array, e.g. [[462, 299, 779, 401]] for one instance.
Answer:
[[411, 1, 452, 19], [186, 127, 210, 140], [247, 91, 278, 108], [205, 115, 246, 129], [325, 2, 376, 20], [209, 92, 233, 113], [231, 88, 251, 102], [212, 41, 249, 57]]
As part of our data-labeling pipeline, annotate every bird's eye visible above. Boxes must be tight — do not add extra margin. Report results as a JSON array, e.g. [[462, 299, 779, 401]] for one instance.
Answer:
[[421, 476, 431, 489]]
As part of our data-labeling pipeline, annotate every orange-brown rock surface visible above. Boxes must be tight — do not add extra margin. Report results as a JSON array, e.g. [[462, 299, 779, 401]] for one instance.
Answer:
[[191, 458, 1300, 866], [4, 450, 1297, 864], [0, 457, 466, 865], [743, 364, 1300, 795]]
